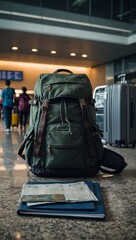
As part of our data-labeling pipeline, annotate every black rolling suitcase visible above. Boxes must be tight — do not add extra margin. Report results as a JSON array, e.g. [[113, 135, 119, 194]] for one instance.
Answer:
[[103, 79, 136, 147]]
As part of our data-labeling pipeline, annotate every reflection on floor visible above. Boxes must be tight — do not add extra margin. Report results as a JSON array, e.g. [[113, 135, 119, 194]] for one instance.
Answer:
[[0, 119, 136, 240]]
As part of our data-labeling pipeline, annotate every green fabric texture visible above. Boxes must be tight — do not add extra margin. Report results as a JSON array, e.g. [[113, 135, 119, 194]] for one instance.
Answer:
[[23, 71, 103, 177]]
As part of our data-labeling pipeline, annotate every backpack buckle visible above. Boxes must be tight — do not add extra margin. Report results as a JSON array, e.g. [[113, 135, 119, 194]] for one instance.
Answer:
[[42, 100, 49, 110], [29, 99, 37, 105]]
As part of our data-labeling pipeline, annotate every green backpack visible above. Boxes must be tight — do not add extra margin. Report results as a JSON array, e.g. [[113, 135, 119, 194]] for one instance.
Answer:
[[18, 69, 126, 177]]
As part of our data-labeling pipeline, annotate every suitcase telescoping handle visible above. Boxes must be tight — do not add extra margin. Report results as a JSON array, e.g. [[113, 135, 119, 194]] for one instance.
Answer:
[[54, 69, 73, 74], [118, 73, 126, 83]]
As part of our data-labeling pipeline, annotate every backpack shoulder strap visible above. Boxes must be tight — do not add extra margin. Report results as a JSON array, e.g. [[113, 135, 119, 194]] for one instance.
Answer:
[[18, 128, 34, 160], [79, 99, 127, 175], [79, 98, 97, 158], [33, 99, 49, 157], [99, 148, 127, 174]]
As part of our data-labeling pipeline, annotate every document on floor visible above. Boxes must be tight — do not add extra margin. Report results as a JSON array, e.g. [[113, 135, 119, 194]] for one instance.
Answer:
[[17, 181, 106, 219], [20, 181, 98, 204]]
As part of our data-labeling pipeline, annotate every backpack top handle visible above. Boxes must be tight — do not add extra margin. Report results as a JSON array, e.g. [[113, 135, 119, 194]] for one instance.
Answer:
[[54, 69, 73, 74]]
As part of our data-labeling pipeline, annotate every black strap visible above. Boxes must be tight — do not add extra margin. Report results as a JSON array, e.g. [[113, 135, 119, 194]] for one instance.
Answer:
[[33, 100, 49, 157], [53, 69, 73, 74], [99, 148, 127, 174]]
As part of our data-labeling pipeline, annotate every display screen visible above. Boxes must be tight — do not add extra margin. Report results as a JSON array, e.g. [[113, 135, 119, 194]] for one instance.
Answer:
[[0, 70, 23, 81]]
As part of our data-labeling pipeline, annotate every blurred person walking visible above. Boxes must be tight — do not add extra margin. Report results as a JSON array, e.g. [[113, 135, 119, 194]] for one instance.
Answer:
[[18, 87, 30, 130], [0, 80, 15, 132]]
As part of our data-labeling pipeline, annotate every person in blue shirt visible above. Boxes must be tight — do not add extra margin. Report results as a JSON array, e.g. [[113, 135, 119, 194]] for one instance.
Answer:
[[1, 80, 15, 132]]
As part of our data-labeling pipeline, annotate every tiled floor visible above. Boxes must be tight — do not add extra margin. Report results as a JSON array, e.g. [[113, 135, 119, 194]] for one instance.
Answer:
[[0, 120, 136, 240]]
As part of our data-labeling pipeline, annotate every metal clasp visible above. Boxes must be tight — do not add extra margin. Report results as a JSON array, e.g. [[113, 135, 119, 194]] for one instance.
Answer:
[[42, 99, 49, 110]]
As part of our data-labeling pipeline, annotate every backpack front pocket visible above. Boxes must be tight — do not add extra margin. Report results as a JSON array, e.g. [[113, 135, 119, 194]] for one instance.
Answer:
[[46, 126, 87, 168]]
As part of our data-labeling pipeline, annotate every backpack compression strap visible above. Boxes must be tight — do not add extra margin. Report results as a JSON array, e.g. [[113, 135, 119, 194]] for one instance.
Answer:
[[33, 99, 49, 157], [79, 99, 96, 158]]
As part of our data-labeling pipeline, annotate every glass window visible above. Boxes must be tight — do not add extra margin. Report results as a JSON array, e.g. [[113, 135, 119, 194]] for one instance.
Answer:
[[41, 0, 67, 11], [114, 58, 123, 75], [132, 10, 136, 23], [12, 0, 41, 7], [114, 55, 136, 83], [68, 0, 89, 15], [132, 0, 136, 8], [125, 54, 136, 72], [112, 0, 131, 23], [91, 0, 111, 19], [131, 0, 136, 23]]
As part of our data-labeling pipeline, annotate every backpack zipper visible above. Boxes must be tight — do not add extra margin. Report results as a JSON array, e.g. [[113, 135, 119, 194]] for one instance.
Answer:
[[47, 144, 84, 155]]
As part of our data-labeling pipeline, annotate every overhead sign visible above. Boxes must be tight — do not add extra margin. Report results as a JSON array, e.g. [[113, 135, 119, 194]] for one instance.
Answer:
[[0, 70, 23, 81]]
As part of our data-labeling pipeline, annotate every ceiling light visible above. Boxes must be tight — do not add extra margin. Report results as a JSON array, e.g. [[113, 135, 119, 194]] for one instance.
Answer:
[[51, 51, 56, 54], [12, 46, 18, 50], [70, 53, 76, 56], [81, 54, 87, 58], [32, 48, 38, 52]]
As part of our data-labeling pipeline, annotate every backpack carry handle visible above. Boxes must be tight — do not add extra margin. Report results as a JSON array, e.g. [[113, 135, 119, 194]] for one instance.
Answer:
[[54, 69, 73, 74]]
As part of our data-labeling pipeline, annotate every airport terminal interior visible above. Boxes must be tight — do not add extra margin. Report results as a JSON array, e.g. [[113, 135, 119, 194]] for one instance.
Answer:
[[0, 0, 136, 239], [0, 119, 136, 240]]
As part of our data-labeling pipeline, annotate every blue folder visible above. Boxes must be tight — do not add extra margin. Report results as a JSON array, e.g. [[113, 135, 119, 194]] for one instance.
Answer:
[[17, 181, 105, 219]]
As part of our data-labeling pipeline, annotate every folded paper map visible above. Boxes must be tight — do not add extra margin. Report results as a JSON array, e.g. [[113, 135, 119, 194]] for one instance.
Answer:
[[20, 181, 98, 204]]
